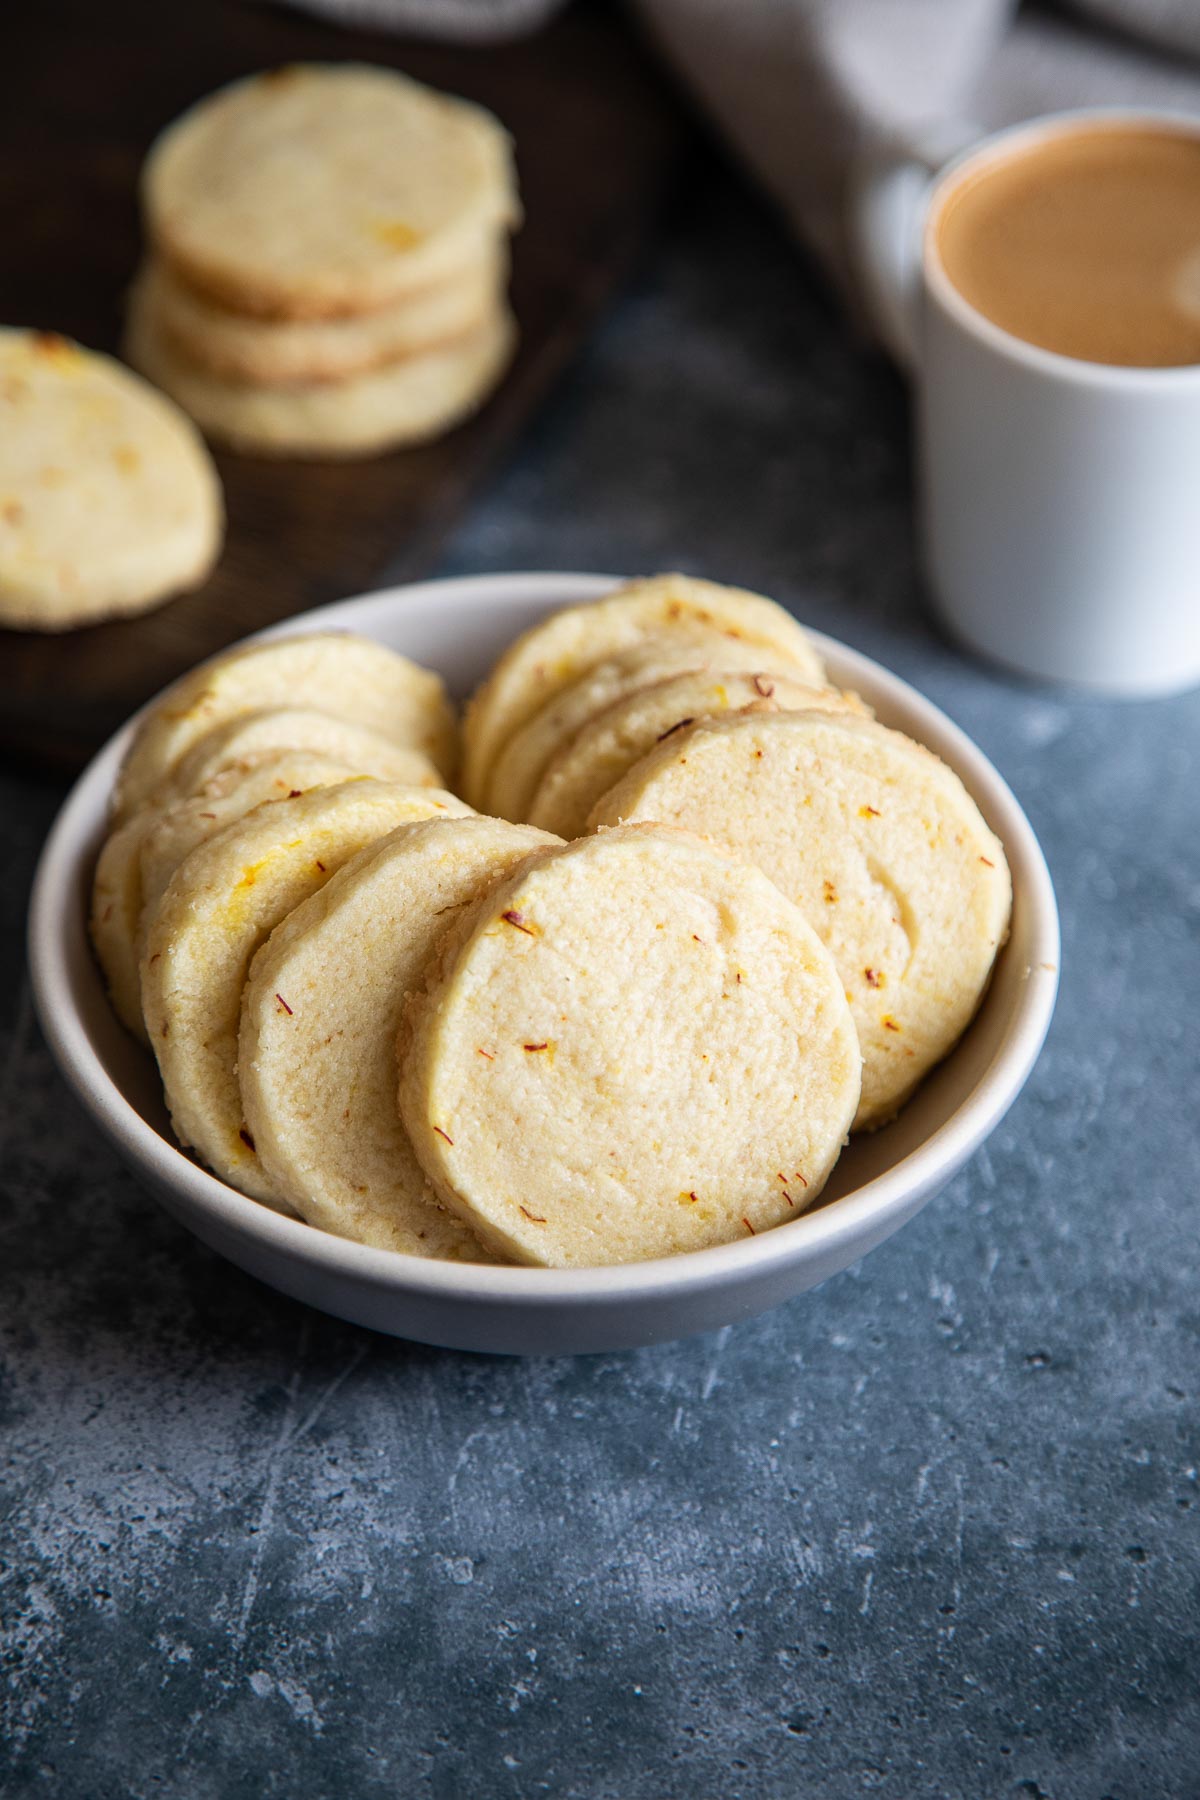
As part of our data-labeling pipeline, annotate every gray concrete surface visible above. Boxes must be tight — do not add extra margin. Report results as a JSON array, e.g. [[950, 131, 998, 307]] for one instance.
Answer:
[[2, 158, 1198, 1800]]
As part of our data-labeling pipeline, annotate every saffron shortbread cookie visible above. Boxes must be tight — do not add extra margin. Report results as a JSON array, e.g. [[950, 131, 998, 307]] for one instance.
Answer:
[[528, 668, 864, 840], [135, 238, 507, 385], [142, 64, 519, 319], [113, 630, 457, 818], [91, 748, 357, 1042], [0, 328, 221, 629], [162, 708, 440, 802], [399, 826, 861, 1267], [239, 815, 559, 1258], [588, 711, 1012, 1129], [141, 780, 472, 1200], [460, 576, 827, 808]]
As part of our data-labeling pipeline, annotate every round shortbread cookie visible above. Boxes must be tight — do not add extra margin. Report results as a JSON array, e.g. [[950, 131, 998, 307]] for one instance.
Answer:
[[0, 328, 222, 630], [142, 64, 518, 319], [528, 669, 864, 839], [136, 240, 507, 384], [481, 642, 791, 823], [459, 576, 826, 808], [91, 747, 355, 1043], [587, 712, 1012, 1130], [239, 815, 559, 1258], [399, 825, 861, 1268], [114, 631, 456, 819], [141, 780, 472, 1200], [126, 297, 515, 458], [162, 708, 440, 803]]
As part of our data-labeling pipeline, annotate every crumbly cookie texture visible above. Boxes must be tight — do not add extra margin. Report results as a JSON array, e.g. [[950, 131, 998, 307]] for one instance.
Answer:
[[0, 328, 222, 629], [239, 815, 558, 1258], [142, 64, 519, 318], [113, 631, 457, 820], [399, 825, 861, 1267], [460, 574, 827, 808], [140, 780, 472, 1201], [588, 710, 1012, 1129], [528, 667, 864, 839]]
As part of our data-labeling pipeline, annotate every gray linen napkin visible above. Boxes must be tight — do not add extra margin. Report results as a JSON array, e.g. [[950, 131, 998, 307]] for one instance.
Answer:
[[285, 0, 1200, 286]]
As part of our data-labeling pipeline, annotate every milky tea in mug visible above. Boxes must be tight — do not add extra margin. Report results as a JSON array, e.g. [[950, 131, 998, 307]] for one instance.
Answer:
[[934, 124, 1200, 368]]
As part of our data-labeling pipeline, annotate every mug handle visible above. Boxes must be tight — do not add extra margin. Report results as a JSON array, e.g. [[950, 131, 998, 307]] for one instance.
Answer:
[[849, 126, 979, 369]]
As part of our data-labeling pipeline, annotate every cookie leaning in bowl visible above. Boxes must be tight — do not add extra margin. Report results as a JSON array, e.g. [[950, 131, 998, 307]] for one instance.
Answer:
[[459, 575, 828, 808], [399, 825, 862, 1268], [588, 710, 1012, 1130], [239, 815, 560, 1258], [140, 781, 473, 1202], [160, 708, 441, 802], [113, 630, 457, 820], [141, 64, 519, 319], [0, 328, 222, 630]]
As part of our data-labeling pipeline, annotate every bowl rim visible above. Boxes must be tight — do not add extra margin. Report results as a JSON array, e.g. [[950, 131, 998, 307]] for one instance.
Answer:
[[28, 570, 1060, 1307]]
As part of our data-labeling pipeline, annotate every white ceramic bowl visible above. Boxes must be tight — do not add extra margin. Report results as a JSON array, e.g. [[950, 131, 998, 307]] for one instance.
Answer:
[[28, 573, 1059, 1354]]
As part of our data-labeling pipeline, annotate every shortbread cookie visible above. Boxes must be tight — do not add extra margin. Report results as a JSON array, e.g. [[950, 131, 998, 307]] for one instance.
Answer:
[[482, 642, 786, 823], [0, 328, 221, 629], [460, 576, 826, 807], [142, 64, 519, 318], [126, 299, 515, 458], [114, 631, 456, 818], [136, 241, 507, 384], [240, 815, 558, 1257], [91, 747, 355, 1043], [399, 826, 861, 1267], [163, 708, 440, 802], [528, 669, 863, 839], [588, 712, 1012, 1129], [141, 780, 471, 1200]]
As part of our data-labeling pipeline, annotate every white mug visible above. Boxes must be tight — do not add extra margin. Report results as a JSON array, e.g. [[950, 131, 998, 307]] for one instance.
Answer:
[[853, 110, 1200, 698]]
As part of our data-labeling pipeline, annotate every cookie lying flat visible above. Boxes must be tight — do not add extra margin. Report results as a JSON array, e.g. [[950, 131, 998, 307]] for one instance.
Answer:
[[127, 297, 515, 459], [142, 64, 518, 318], [482, 642, 787, 825], [141, 781, 472, 1200], [460, 575, 826, 807], [91, 747, 355, 1043], [588, 712, 1012, 1129], [0, 328, 221, 630], [136, 240, 507, 384], [240, 815, 558, 1257], [162, 708, 440, 802], [399, 826, 861, 1267], [114, 631, 456, 819], [528, 669, 864, 840]]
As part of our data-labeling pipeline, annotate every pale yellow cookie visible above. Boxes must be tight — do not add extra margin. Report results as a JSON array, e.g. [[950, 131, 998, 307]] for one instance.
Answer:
[[136, 240, 507, 384], [528, 669, 864, 839], [91, 747, 355, 1044], [142, 64, 519, 318], [460, 575, 826, 808], [239, 815, 559, 1258], [0, 328, 221, 629], [141, 780, 472, 1200], [126, 297, 515, 458], [114, 630, 456, 819], [588, 711, 1012, 1129], [162, 708, 440, 802], [399, 825, 861, 1267]]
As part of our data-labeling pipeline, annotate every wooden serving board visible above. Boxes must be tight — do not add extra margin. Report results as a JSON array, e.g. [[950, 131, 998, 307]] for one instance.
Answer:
[[0, 0, 691, 768]]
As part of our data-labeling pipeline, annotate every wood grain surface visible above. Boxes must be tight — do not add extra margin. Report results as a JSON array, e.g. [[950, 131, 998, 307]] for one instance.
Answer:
[[0, 0, 690, 767]]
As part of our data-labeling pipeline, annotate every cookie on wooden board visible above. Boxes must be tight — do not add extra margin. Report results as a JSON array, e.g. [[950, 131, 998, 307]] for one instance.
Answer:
[[0, 328, 221, 630], [587, 711, 1012, 1129], [399, 825, 861, 1267], [239, 815, 559, 1258]]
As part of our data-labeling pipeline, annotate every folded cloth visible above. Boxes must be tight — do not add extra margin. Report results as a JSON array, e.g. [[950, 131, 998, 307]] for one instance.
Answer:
[[285, 0, 1200, 289]]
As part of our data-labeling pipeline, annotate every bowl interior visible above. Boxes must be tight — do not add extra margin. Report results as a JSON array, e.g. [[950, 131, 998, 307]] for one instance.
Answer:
[[33, 572, 1059, 1285]]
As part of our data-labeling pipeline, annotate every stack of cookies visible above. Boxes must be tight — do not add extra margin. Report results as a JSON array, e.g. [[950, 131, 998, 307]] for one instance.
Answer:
[[124, 64, 520, 458], [90, 579, 1012, 1270]]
